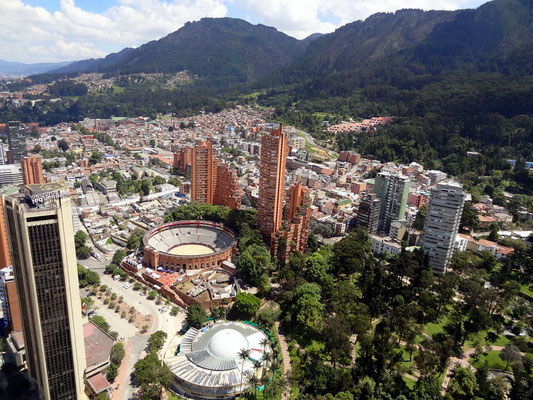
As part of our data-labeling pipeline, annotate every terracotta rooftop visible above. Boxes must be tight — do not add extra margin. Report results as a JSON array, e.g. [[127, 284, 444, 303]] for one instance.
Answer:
[[83, 322, 114, 368], [87, 372, 111, 395]]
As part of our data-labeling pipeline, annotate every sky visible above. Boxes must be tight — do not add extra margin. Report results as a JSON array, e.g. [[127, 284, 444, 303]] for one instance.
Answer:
[[1, 0, 489, 64]]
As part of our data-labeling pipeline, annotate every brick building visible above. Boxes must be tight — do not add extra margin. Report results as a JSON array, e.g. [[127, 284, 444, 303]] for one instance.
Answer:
[[274, 182, 312, 261], [0, 198, 11, 269], [191, 139, 242, 209], [191, 140, 215, 204], [214, 162, 242, 209], [21, 155, 44, 185], [173, 146, 192, 172], [257, 124, 288, 244]]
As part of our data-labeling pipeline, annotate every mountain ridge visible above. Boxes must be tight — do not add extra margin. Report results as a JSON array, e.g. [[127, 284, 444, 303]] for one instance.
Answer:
[[44, 0, 533, 88], [52, 17, 308, 83], [0, 59, 70, 77]]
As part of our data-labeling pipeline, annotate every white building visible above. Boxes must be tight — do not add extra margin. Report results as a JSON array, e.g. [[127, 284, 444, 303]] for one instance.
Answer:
[[370, 235, 402, 255], [422, 181, 466, 274], [0, 164, 23, 186]]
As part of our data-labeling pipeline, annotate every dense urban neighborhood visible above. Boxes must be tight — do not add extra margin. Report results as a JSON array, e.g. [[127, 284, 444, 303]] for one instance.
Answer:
[[0, 1, 533, 400]]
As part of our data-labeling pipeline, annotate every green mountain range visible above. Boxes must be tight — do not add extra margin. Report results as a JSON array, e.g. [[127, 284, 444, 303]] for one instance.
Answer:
[[53, 17, 309, 83], [49, 0, 533, 86]]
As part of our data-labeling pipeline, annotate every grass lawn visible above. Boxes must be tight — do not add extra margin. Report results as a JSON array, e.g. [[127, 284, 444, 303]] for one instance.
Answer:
[[403, 376, 416, 389], [491, 334, 511, 347], [423, 315, 449, 337], [305, 339, 325, 355], [520, 283, 533, 297], [464, 331, 511, 349], [472, 350, 508, 370], [112, 84, 125, 94]]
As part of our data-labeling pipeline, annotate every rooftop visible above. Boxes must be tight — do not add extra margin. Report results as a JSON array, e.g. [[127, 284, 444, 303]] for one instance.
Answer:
[[84, 322, 114, 368], [87, 373, 111, 395]]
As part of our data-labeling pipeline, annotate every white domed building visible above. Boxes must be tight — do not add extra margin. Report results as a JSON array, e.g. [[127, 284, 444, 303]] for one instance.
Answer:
[[165, 321, 273, 398]]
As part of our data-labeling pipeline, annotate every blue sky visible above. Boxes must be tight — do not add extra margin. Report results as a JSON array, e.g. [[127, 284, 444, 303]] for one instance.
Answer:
[[1, 0, 489, 63]]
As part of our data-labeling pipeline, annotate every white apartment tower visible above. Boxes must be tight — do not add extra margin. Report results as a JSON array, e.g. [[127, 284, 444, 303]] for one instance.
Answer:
[[422, 181, 466, 274]]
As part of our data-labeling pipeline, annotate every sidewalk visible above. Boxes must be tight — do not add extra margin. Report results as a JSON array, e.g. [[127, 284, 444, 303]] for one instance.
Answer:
[[112, 339, 132, 400], [275, 322, 291, 400]]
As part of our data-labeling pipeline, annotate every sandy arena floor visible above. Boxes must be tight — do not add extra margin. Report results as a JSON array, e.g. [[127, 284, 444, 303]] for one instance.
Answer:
[[168, 244, 214, 255]]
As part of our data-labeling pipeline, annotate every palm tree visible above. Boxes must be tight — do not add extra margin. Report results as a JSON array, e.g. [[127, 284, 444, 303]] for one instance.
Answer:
[[260, 352, 270, 376], [275, 376, 289, 400], [259, 338, 270, 374], [238, 348, 250, 395], [253, 360, 262, 376], [259, 375, 269, 399], [269, 360, 279, 376], [247, 375, 260, 400]]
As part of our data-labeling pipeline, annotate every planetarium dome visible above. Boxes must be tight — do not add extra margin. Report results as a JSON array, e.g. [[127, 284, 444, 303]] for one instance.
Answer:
[[166, 321, 273, 398], [208, 329, 248, 360]]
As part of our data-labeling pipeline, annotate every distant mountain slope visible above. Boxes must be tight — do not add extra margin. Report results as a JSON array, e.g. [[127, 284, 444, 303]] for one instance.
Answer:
[[411, 0, 533, 69], [284, 0, 533, 83], [292, 9, 457, 75], [52, 48, 135, 74], [54, 18, 308, 83], [0, 59, 70, 77]]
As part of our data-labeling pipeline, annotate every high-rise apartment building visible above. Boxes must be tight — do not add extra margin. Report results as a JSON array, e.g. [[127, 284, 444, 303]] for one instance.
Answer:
[[173, 146, 192, 172], [0, 197, 11, 269], [257, 124, 288, 244], [191, 139, 216, 204], [4, 183, 86, 400], [356, 193, 381, 234], [374, 172, 410, 233], [214, 162, 242, 210], [7, 121, 27, 164], [422, 181, 466, 274], [22, 155, 44, 185], [191, 139, 242, 209], [274, 182, 312, 261]]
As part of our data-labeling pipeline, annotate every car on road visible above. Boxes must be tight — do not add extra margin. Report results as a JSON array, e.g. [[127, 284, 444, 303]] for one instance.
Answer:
[[123, 283, 132, 289]]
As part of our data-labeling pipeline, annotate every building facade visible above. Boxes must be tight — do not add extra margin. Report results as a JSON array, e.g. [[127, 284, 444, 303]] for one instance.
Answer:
[[21, 155, 44, 185], [0, 197, 11, 269], [274, 182, 312, 261], [0, 144, 7, 165], [214, 162, 242, 210], [173, 146, 192, 172], [0, 164, 23, 186], [422, 181, 466, 274], [0, 265, 22, 333], [7, 121, 27, 164], [374, 172, 410, 233], [191, 140, 242, 209], [355, 193, 381, 234], [4, 183, 86, 400], [257, 124, 288, 244], [192, 140, 215, 204]]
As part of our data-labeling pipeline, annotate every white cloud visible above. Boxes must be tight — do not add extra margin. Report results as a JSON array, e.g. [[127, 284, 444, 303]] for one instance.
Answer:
[[0, 0, 484, 63], [237, 0, 477, 38], [0, 0, 228, 63]]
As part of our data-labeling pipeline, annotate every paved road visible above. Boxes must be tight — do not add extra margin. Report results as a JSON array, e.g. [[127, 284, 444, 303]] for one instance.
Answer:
[[291, 126, 337, 159], [80, 251, 185, 400]]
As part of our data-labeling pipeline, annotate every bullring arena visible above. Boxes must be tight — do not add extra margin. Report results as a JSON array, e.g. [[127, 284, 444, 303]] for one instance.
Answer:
[[143, 221, 237, 272]]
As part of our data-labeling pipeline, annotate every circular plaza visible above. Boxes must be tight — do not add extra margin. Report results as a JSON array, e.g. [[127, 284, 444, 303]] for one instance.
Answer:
[[143, 221, 237, 272], [165, 321, 273, 398]]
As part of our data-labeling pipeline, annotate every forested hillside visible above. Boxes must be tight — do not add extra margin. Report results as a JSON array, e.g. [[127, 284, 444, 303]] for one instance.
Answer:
[[52, 17, 309, 83]]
